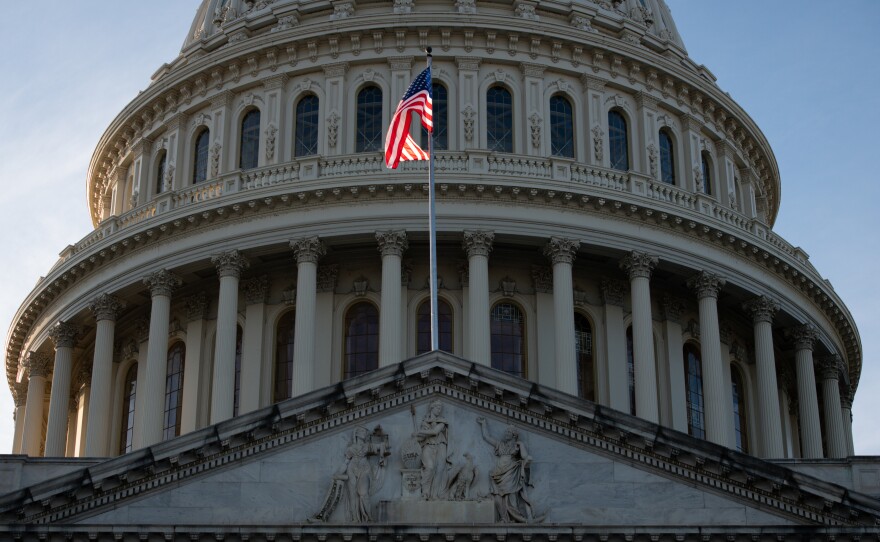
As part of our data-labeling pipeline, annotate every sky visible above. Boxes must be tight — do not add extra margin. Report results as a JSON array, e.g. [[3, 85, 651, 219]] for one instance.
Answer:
[[0, 2, 877, 455]]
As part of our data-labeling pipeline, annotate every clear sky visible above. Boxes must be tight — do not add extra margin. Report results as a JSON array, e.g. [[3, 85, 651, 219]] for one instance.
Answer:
[[0, 2, 877, 455]]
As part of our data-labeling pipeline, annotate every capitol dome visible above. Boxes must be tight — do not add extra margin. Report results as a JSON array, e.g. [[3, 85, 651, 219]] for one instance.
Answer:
[[2, 2, 870, 530]]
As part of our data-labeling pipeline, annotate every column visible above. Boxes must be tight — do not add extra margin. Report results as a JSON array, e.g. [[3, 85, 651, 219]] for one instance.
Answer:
[[601, 280, 628, 412], [291, 237, 326, 396], [85, 294, 125, 457], [743, 295, 783, 458], [687, 272, 728, 446], [11, 383, 27, 454], [841, 388, 855, 456], [181, 293, 208, 434], [139, 270, 182, 448], [377, 231, 408, 367], [21, 353, 51, 456], [313, 264, 339, 389], [240, 276, 268, 414], [45, 322, 79, 457], [74, 367, 91, 456], [210, 250, 249, 424], [65, 399, 78, 458], [531, 266, 556, 388], [619, 251, 659, 423], [544, 237, 580, 396], [131, 319, 151, 450], [661, 296, 687, 432], [790, 324, 823, 458], [818, 355, 848, 458], [463, 231, 494, 366]]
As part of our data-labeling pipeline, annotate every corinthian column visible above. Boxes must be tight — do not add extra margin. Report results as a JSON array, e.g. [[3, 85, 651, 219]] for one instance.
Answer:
[[210, 250, 249, 424], [85, 294, 125, 457], [21, 352, 52, 456], [463, 231, 494, 366], [377, 231, 408, 367], [11, 383, 27, 454], [743, 295, 783, 458], [790, 324, 823, 458], [620, 251, 659, 423], [687, 272, 728, 446], [818, 355, 848, 458], [841, 388, 855, 456], [291, 237, 326, 396], [45, 322, 79, 457], [139, 270, 182, 447], [544, 237, 580, 395]]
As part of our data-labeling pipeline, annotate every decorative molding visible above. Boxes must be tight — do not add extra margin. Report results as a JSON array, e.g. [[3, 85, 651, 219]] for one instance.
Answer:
[[184, 293, 209, 322], [243, 275, 269, 305], [601, 279, 627, 307], [661, 295, 686, 324], [531, 265, 552, 294], [317, 264, 340, 293], [24, 352, 52, 379]]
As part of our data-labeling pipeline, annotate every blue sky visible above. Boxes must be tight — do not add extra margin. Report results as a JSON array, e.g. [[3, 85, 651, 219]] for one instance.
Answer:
[[0, 2, 877, 455]]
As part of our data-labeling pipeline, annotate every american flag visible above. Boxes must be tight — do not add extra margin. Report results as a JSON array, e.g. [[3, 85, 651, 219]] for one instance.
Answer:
[[384, 67, 433, 169]]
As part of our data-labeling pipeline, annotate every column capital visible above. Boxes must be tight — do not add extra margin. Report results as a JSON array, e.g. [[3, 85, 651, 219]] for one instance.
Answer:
[[531, 265, 552, 294], [211, 250, 250, 279], [743, 295, 779, 324], [134, 317, 151, 343], [317, 264, 339, 293], [376, 230, 409, 257], [74, 365, 92, 392], [12, 381, 28, 407], [619, 251, 658, 280], [88, 294, 126, 322], [243, 275, 269, 305], [687, 271, 726, 300], [463, 230, 495, 258], [661, 295, 686, 324], [544, 237, 580, 265], [817, 355, 843, 381], [143, 269, 182, 298], [24, 351, 53, 378], [790, 324, 818, 351], [291, 237, 327, 264], [600, 279, 627, 307], [184, 293, 210, 322], [49, 322, 79, 349], [841, 389, 854, 410]]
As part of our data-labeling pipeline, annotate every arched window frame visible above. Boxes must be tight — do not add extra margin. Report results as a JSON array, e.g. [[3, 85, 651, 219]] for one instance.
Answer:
[[659, 129, 676, 185], [343, 301, 380, 379], [608, 109, 630, 171], [294, 94, 320, 157], [575, 312, 595, 401], [549, 94, 575, 158], [118, 362, 138, 455], [193, 127, 210, 184], [486, 85, 514, 153], [356, 85, 383, 153], [490, 300, 527, 378], [274, 310, 296, 402], [421, 81, 449, 151], [416, 297, 454, 355], [162, 341, 186, 441], [701, 150, 713, 196], [683, 342, 706, 439], [239, 108, 261, 171]]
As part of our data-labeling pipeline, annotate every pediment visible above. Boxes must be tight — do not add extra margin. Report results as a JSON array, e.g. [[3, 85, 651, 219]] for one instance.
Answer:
[[2, 352, 879, 533]]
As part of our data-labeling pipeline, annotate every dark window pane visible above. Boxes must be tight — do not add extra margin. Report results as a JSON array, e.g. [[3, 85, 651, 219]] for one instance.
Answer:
[[626, 326, 635, 415], [490, 302, 525, 377], [163, 342, 186, 440], [344, 302, 379, 378], [193, 129, 210, 183], [233, 326, 243, 416], [550, 95, 574, 158], [156, 152, 167, 194], [731, 366, 749, 453], [701, 152, 713, 195], [275, 311, 296, 402], [608, 111, 629, 171], [118, 364, 138, 455], [421, 83, 448, 151], [487, 86, 513, 153], [295, 95, 320, 157], [683, 343, 705, 440], [356, 86, 383, 152], [240, 109, 261, 170], [575, 313, 594, 401], [659, 130, 675, 185], [416, 298, 453, 354]]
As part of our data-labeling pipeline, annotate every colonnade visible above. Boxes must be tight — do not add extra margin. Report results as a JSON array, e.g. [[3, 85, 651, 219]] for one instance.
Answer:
[[10, 236, 854, 461]]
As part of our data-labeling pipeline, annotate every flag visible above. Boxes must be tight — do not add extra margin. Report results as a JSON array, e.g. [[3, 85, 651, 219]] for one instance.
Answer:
[[384, 67, 433, 169]]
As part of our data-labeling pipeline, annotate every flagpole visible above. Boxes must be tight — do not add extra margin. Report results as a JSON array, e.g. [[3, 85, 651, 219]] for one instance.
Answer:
[[426, 47, 439, 352]]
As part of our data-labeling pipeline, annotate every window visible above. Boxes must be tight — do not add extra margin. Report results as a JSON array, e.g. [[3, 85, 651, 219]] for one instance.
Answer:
[[233, 326, 243, 416], [275, 311, 295, 402], [608, 110, 629, 171], [731, 366, 749, 453], [659, 129, 675, 185], [701, 151, 713, 195], [240, 109, 261, 170], [163, 342, 186, 440], [193, 128, 210, 183], [490, 302, 525, 377], [295, 95, 320, 157], [486, 86, 513, 152], [344, 302, 380, 379], [550, 95, 574, 158], [156, 151, 167, 195], [625, 326, 636, 415], [421, 82, 448, 151], [416, 298, 453, 354], [575, 313, 595, 401], [356, 86, 383, 152], [118, 363, 137, 455], [683, 343, 705, 439]]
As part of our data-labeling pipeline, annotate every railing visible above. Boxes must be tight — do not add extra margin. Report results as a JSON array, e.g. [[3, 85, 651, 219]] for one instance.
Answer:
[[117, 202, 158, 229], [319, 154, 384, 178], [172, 178, 225, 208], [570, 164, 629, 192], [241, 164, 299, 190], [487, 155, 551, 178], [646, 181, 697, 211]]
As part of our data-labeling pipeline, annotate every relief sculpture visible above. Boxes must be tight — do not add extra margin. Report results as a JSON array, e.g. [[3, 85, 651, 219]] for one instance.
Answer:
[[415, 400, 453, 500]]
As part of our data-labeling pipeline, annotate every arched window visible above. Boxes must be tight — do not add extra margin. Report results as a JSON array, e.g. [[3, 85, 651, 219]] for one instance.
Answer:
[[163, 342, 186, 440], [486, 86, 513, 152], [193, 128, 210, 184], [118, 363, 137, 455], [344, 302, 380, 379], [295, 95, 320, 157], [233, 326, 243, 416], [490, 302, 525, 377], [550, 95, 574, 158], [683, 343, 705, 439], [608, 110, 629, 171], [701, 151, 713, 195], [275, 311, 295, 402], [625, 326, 636, 415], [416, 298, 453, 354], [575, 313, 594, 401], [421, 82, 448, 151], [659, 129, 676, 185], [156, 151, 167, 195], [731, 365, 749, 453], [356, 86, 383, 152], [239, 109, 261, 170]]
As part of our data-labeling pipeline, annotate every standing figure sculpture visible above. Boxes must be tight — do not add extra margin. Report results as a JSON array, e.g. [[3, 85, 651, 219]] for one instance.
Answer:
[[416, 400, 452, 499], [476, 417, 542, 523]]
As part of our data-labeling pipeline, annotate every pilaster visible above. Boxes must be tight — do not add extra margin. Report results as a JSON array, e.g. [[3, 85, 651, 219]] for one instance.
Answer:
[[601, 279, 628, 412], [241, 276, 268, 414]]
